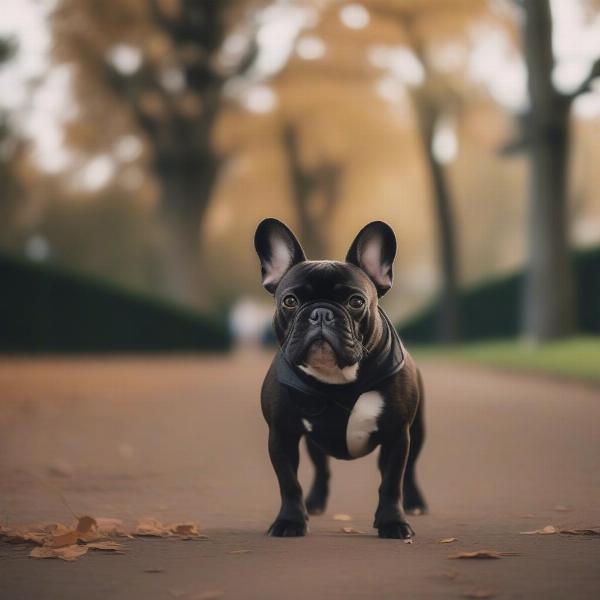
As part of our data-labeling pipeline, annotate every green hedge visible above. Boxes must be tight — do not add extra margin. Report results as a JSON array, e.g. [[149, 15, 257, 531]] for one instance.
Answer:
[[0, 252, 231, 353], [400, 246, 600, 343]]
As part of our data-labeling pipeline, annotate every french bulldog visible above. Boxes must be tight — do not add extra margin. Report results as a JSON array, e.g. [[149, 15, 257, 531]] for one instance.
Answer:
[[254, 218, 426, 539]]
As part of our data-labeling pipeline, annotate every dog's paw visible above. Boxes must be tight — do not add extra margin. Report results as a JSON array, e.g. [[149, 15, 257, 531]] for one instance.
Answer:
[[267, 519, 307, 537], [403, 488, 428, 516], [305, 493, 327, 516], [377, 521, 415, 539]]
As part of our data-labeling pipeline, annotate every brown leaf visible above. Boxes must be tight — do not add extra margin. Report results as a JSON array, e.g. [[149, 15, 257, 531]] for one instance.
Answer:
[[340, 527, 365, 534], [170, 522, 201, 537], [30, 545, 89, 561], [228, 549, 252, 554], [333, 514, 353, 521], [144, 568, 165, 573], [44, 530, 80, 548], [1, 527, 47, 545], [95, 517, 130, 537], [520, 525, 558, 535], [87, 541, 123, 552], [134, 518, 172, 537], [439, 537, 458, 544], [559, 527, 600, 536], [449, 550, 519, 560], [76, 516, 98, 535], [463, 589, 495, 599]]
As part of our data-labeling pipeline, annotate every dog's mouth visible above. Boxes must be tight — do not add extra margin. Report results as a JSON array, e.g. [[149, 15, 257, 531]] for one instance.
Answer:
[[302, 339, 339, 369]]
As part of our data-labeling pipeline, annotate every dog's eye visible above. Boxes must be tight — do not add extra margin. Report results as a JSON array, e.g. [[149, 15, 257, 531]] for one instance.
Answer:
[[348, 295, 365, 309], [282, 295, 298, 309]]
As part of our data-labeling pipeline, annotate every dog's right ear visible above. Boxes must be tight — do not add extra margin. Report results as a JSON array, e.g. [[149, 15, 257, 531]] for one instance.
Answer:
[[254, 218, 306, 294]]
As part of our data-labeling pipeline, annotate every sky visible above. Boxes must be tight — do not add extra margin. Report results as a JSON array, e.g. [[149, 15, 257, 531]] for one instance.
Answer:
[[1, 0, 600, 184]]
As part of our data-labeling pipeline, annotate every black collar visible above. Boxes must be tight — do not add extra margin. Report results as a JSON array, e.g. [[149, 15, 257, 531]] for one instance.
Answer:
[[275, 307, 405, 404]]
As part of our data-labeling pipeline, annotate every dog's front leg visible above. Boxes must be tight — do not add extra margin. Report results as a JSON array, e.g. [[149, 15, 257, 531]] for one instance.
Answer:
[[374, 425, 415, 539], [267, 427, 308, 537]]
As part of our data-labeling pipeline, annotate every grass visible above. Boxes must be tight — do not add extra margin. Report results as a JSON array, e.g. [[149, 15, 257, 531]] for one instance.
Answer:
[[412, 336, 600, 384]]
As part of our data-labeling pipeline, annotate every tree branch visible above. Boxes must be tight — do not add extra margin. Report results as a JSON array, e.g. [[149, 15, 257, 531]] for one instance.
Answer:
[[566, 56, 600, 102]]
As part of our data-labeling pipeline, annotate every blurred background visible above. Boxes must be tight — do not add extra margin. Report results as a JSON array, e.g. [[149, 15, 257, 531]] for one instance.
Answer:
[[1, 0, 599, 368]]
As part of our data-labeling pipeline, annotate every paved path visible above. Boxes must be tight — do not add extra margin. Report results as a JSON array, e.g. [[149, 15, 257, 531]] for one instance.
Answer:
[[1, 353, 599, 599]]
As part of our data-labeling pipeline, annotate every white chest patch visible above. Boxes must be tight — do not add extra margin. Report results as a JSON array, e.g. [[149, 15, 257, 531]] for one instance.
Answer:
[[346, 391, 384, 458]]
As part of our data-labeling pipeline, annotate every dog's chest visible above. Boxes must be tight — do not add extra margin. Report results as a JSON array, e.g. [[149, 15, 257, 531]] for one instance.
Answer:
[[293, 391, 385, 459]]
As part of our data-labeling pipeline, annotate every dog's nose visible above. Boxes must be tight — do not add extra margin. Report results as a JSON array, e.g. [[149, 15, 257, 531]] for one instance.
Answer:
[[309, 307, 334, 325]]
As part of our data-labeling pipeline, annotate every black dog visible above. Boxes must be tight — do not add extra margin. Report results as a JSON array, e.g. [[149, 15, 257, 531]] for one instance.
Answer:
[[254, 218, 426, 539]]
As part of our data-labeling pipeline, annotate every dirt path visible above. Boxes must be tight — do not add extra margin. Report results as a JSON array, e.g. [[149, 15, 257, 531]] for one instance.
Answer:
[[1, 353, 599, 599]]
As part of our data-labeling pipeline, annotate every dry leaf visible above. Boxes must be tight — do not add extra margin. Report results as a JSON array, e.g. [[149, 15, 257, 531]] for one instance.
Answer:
[[87, 541, 123, 552], [560, 528, 600, 536], [450, 550, 519, 560], [520, 525, 558, 535], [96, 518, 130, 537], [439, 537, 458, 544], [76, 516, 98, 534], [44, 530, 80, 548], [1, 527, 47, 545], [144, 568, 165, 573], [340, 527, 365, 534], [134, 518, 172, 537], [463, 589, 495, 599], [333, 514, 353, 521], [170, 523, 201, 537], [30, 545, 89, 561], [228, 549, 252, 554]]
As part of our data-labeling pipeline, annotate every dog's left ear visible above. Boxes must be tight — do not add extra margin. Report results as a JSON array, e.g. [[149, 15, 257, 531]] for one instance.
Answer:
[[346, 221, 396, 297], [254, 218, 306, 294]]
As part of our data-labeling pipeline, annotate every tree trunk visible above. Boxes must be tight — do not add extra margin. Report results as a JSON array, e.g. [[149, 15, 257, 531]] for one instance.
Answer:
[[282, 124, 341, 259], [522, 0, 576, 341], [413, 96, 461, 343], [155, 156, 220, 305]]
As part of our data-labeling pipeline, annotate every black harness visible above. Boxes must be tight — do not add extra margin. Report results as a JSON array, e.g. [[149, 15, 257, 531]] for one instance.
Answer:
[[275, 308, 405, 459]]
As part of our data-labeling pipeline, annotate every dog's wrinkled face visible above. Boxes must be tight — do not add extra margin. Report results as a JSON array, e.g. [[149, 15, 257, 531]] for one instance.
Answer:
[[255, 219, 396, 384]]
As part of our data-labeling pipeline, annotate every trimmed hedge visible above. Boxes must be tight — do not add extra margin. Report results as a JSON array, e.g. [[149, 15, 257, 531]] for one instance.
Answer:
[[0, 252, 231, 353], [400, 246, 600, 343]]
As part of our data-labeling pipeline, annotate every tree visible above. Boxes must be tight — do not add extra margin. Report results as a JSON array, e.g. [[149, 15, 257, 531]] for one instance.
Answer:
[[514, 0, 600, 341], [282, 121, 342, 259], [51, 0, 258, 302], [369, 0, 492, 342]]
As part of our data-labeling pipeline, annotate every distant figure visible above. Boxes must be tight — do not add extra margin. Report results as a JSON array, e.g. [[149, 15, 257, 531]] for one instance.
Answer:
[[229, 296, 274, 349]]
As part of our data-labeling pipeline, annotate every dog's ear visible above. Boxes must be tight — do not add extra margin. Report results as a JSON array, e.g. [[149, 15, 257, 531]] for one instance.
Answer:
[[346, 221, 396, 297], [254, 218, 306, 294]]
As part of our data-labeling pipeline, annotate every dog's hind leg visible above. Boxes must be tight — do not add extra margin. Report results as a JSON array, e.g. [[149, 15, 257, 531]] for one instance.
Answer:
[[305, 437, 330, 515], [403, 369, 428, 515]]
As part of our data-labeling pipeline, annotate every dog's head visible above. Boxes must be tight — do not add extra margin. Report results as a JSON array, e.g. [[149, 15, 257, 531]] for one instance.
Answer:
[[254, 218, 396, 384]]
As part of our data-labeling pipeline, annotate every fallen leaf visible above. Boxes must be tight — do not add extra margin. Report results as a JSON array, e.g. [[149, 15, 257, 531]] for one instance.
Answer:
[[87, 541, 123, 552], [463, 589, 495, 599], [449, 550, 519, 560], [1, 527, 47, 545], [95, 517, 130, 537], [439, 537, 458, 544], [520, 525, 558, 535], [134, 518, 172, 537], [228, 549, 252, 554], [76, 516, 98, 534], [144, 568, 165, 573], [340, 527, 365, 534], [30, 545, 89, 561], [333, 514, 353, 521], [44, 530, 80, 548], [559, 527, 600, 536], [170, 523, 201, 537]]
